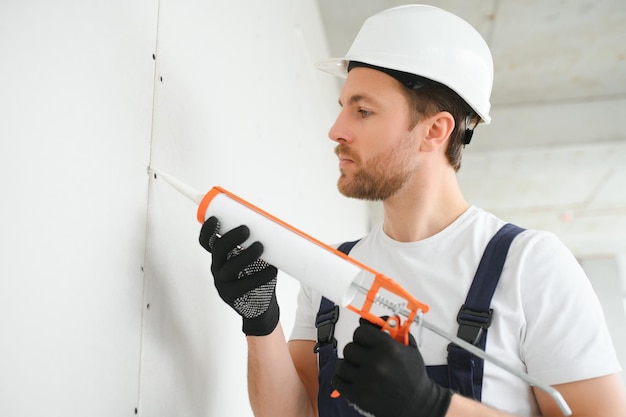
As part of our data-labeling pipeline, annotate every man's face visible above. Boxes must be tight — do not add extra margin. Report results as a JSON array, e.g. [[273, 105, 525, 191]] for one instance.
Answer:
[[329, 67, 420, 201]]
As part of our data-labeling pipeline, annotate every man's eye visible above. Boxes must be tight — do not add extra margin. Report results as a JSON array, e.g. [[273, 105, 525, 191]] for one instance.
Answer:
[[358, 109, 371, 118]]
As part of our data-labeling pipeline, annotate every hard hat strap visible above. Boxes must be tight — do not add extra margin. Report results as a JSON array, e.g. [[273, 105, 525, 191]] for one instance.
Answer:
[[463, 113, 476, 145], [347, 61, 425, 91]]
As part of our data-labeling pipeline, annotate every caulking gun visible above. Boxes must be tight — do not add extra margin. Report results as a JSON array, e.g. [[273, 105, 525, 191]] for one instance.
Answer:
[[148, 167, 572, 416]]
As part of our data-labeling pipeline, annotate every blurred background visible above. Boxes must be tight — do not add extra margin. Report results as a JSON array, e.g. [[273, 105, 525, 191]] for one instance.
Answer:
[[0, 1, 624, 416]]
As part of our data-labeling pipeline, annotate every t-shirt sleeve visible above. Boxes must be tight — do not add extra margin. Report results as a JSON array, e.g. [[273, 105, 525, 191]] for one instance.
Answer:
[[519, 231, 622, 385], [288, 283, 319, 342]]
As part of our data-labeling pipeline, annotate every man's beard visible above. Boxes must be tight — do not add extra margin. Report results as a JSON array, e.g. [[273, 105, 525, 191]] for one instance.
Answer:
[[335, 143, 414, 201]]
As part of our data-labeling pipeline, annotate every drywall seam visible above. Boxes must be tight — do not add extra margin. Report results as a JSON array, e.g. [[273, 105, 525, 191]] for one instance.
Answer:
[[136, 0, 162, 414]]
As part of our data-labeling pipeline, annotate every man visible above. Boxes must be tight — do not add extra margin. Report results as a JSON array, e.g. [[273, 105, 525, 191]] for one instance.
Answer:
[[199, 5, 626, 417]]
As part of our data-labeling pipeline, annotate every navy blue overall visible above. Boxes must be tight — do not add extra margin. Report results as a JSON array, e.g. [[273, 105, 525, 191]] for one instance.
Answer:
[[315, 224, 524, 417]]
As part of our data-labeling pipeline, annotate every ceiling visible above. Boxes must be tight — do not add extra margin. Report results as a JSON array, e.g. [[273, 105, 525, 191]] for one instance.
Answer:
[[316, 0, 626, 257]]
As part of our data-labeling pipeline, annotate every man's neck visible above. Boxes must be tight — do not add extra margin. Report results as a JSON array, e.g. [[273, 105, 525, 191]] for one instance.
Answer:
[[381, 170, 469, 243]]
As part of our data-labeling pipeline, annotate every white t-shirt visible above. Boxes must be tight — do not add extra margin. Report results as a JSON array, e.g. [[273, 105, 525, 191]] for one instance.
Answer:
[[289, 206, 621, 416]]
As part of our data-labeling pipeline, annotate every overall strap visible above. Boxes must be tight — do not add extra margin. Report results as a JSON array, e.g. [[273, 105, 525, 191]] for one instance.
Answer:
[[316, 240, 361, 417], [446, 223, 525, 400], [315, 240, 361, 354]]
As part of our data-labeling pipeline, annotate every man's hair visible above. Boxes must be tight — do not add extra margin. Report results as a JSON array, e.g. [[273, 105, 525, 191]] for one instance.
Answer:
[[347, 61, 480, 172], [402, 78, 480, 172]]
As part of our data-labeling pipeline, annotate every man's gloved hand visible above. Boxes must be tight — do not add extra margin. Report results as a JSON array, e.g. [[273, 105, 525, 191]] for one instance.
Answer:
[[199, 216, 279, 336], [332, 318, 452, 417]]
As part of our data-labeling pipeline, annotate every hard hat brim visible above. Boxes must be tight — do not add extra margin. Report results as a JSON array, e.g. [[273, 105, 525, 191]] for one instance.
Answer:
[[316, 58, 491, 125], [316, 58, 349, 79]]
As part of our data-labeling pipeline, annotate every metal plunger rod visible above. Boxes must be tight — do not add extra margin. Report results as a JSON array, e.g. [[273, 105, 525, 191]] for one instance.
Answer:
[[351, 283, 572, 416]]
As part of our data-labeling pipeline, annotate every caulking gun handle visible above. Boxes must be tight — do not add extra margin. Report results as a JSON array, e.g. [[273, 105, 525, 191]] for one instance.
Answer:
[[329, 314, 409, 400], [354, 310, 410, 345], [381, 315, 410, 345]]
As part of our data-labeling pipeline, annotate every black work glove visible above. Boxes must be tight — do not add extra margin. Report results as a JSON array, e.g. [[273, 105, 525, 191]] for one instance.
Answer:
[[332, 318, 452, 417], [199, 216, 279, 336]]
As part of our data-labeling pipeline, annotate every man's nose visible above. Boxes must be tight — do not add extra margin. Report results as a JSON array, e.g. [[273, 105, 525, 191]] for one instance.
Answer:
[[328, 109, 352, 144]]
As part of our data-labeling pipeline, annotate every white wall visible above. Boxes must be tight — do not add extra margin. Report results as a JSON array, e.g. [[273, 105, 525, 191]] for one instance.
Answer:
[[139, 1, 368, 416], [0, 1, 369, 416], [0, 1, 158, 416]]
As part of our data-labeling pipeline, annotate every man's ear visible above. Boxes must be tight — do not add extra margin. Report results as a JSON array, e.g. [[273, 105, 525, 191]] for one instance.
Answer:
[[419, 111, 455, 152]]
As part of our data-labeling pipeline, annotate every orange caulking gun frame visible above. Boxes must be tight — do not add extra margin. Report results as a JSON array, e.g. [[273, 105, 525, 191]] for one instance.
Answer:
[[148, 167, 572, 416]]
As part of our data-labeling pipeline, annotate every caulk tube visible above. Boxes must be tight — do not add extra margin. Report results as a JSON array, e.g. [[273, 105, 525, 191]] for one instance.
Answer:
[[197, 187, 376, 306]]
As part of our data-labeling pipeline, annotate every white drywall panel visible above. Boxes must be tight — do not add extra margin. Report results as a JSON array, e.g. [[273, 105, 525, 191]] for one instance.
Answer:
[[0, 1, 158, 416], [140, 1, 369, 416]]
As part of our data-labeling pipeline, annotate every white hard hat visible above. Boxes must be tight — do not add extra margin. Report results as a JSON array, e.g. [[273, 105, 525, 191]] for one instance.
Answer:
[[317, 4, 494, 124]]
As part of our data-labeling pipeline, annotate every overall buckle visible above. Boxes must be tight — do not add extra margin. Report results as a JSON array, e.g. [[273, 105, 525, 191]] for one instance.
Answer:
[[456, 305, 493, 346], [314, 305, 340, 353]]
